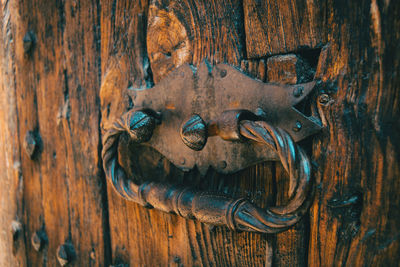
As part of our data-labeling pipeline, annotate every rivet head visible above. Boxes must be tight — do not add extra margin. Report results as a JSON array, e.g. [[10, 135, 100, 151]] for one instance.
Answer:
[[180, 114, 208, 151], [293, 86, 304, 97], [31, 230, 46, 251], [292, 121, 302, 132], [57, 243, 75, 266], [173, 256, 181, 263], [318, 93, 330, 105], [23, 31, 36, 53], [220, 69, 227, 78], [24, 131, 39, 159], [125, 110, 157, 143], [218, 161, 227, 169]]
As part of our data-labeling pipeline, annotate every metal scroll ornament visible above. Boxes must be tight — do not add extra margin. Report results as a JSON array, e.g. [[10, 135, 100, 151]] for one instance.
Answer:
[[101, 63, 318, 233]]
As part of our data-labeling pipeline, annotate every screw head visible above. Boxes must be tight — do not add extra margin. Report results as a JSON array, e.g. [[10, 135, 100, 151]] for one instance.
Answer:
[[292, 121, 302, 132], [180, 114, 208, 151], [293, 86, 304, 98]]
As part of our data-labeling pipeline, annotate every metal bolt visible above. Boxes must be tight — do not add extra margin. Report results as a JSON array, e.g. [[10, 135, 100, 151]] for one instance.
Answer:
[[220, 69, 227, 78], [127, 110, 157, 143], [23, 31, 35, 53], [218, 161, 227, 169], [292, 121, 302, 132], [57, 243, 75, 266], [180, 114, 208, 151], [31, 231, 46, 251], [318, 94, 330, 105], [11, 221, 22, 241], [293, 86, 304, 97], [255, 108, 267, 119], [24, 131, 39, 159]]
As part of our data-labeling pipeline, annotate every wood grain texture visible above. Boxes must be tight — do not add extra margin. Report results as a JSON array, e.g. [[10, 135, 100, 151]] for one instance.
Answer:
[[0, 0, 110, 266], [243, 0, 327, 58], [1, 0, 399, 266], [309, 1, 400, 266], [0, 1, 27, 265]]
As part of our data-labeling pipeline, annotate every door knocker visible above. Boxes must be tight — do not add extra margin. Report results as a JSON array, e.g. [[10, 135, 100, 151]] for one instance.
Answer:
[[101, 61, 320, 233]]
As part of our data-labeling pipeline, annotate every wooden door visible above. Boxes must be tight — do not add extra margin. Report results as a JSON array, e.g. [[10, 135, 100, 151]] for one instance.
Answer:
[[0, 0, 399, 266]]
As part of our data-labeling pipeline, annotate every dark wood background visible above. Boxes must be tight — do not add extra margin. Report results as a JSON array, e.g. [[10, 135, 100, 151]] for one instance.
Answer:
[[0, 0, 399, 266]]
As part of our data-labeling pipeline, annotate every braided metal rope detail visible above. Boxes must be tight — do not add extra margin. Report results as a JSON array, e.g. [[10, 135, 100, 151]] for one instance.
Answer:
[[233, 120, 314, 232]]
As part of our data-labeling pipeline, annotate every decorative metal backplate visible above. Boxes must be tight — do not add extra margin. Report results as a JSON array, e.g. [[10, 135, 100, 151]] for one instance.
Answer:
[[128, 61, 320, 174]]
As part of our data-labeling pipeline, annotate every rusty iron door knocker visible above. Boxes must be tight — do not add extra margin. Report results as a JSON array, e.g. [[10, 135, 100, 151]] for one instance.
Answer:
[[101, 62, 320, 234]]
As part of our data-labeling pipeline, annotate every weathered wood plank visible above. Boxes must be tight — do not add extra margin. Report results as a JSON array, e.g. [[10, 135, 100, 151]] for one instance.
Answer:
[[309, 1, 400, 266], [243, 0, 327, 58], [0, 1, 27, 265], [0, 0, 110, 266]]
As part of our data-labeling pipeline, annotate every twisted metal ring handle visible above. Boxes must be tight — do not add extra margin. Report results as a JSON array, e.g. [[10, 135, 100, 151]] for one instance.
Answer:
[[101, 109, 313, 233]]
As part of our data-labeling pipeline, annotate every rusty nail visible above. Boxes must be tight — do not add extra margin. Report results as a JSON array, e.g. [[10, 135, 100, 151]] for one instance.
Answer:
[[318, 94, 330, 105], [23, 31, 35, 53], [11, 221, 22, 241], [255, 108, 267, 119], [292, 121, 302, 132], [220, 69, 227, 78], [218, 161, 227, 169], [24, 131, 39, 159], [173, 256, 181, 263], [57, 243, 75, 266], [31, 231, 46, 251], [180, 158, 185, 165], [293, 86, 304, 97]]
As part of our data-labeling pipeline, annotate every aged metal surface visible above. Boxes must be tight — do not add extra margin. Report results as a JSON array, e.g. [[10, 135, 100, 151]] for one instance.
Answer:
[[102, 109, 313, 233], [128, 61, 320, 174]]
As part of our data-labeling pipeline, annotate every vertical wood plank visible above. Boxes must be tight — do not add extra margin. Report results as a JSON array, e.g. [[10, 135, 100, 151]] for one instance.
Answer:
[[0, 0, 110, 266], [243, 0, 327, 58], [0, 1, 27, 265], [308, 1, 400, 266]]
